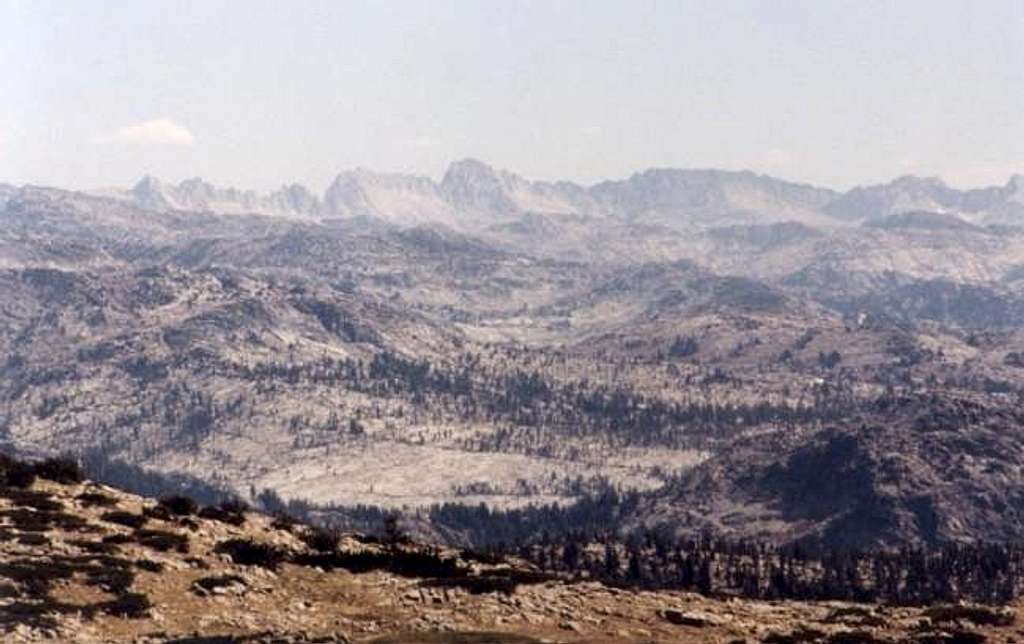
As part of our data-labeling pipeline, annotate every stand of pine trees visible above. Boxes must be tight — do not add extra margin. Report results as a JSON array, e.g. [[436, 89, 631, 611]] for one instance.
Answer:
[[517, 533, 1024, 605]]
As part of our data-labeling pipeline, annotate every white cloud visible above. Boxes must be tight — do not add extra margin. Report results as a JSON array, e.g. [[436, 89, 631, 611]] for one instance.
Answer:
[[96, 118, 195, 146]]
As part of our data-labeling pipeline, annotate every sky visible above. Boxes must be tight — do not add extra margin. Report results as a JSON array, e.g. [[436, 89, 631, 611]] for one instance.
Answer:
[[2, 0, 1022, 193]]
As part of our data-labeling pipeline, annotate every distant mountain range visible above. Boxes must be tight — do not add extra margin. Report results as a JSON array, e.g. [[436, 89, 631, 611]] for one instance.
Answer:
[[108, 160, 1024, 230], [2, 160, 1024, 551]]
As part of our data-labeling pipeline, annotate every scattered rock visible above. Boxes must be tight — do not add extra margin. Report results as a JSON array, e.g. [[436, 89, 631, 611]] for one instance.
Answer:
[[191, 573, 249, 597], [924, 605, 1015, 627], [660, 608, 725, 627]]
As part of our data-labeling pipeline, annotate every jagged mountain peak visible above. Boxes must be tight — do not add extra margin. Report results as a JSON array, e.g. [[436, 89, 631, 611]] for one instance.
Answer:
[[588, 166, 838, 229], [440, 158, 596, 218], [442, 157, 505, 181], [329, 166, 439, 189], [323, 167, 453, 225], [130, 175, 172, 210], [440, 158, 530, 195], [1007, 174, 1024, 202], [276, 182, 317, 197], [101, 164, 1024, 233], [124, 175, 320, 218], [888, 174, 948, 189], [132, 174, 162, 189], [825, 175, 959, 221], [269, 182, 321, 216], [628, 166, 753, 181], [440, 159, 522, 216], [178, 176, 215, 189]]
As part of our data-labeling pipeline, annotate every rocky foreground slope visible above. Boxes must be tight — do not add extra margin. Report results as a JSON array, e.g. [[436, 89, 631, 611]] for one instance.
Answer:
[[1, 457, 1022, 644]]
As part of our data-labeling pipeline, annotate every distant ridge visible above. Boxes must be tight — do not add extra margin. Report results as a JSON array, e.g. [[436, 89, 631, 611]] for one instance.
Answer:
[[88, 160, 1024, 229]]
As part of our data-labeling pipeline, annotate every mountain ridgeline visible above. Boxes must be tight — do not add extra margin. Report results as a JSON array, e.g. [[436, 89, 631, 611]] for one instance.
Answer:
[[118, 160, 1024, 230]]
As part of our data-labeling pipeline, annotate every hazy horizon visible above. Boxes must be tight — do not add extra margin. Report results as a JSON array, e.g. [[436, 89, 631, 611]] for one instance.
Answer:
[[4, 0, 1022, 193]]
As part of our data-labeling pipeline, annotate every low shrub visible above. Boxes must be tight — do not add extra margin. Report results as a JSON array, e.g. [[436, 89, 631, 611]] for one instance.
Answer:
[[32, 457, 84, 484], [388, 549, 463, 579], [218, 498, 250, 514], [101, 511, 148, 529], [2, 507, 91, 533], [0, 559, 76, 596], [96, 592, 151, 618], [461, 548, 508, 566], [157, 495, 198, 516], [2, 489, 63, 512], [214, 538, 286, 570], [292, 548, 464, 579], [425, 569, 556, 595], [271, 513, 299, 532], [0, 454, 36, 488], [70, 539, 120, 555], [301, 525, 342, 552], [433, 575, 518, 595], [76, 492, 118, 508], [84, 560, 135, 594], [135, 559, 165, 573], [16, 533, 50, 546], [133, 529, 189, 553], [198, 501, 247, 526], [143, 504, 174, 521], [2, 508, 54, 532]]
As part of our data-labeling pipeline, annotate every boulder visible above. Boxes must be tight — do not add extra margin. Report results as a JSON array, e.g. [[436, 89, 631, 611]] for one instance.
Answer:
[[660, 608, 725, 627]]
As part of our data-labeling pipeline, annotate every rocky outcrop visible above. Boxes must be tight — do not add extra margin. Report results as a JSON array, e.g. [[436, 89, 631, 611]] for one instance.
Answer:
[[646, 394, 1024, 548]]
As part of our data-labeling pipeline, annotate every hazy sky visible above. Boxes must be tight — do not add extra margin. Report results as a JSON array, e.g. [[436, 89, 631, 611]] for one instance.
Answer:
[[3, 0, 1022, 192]]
